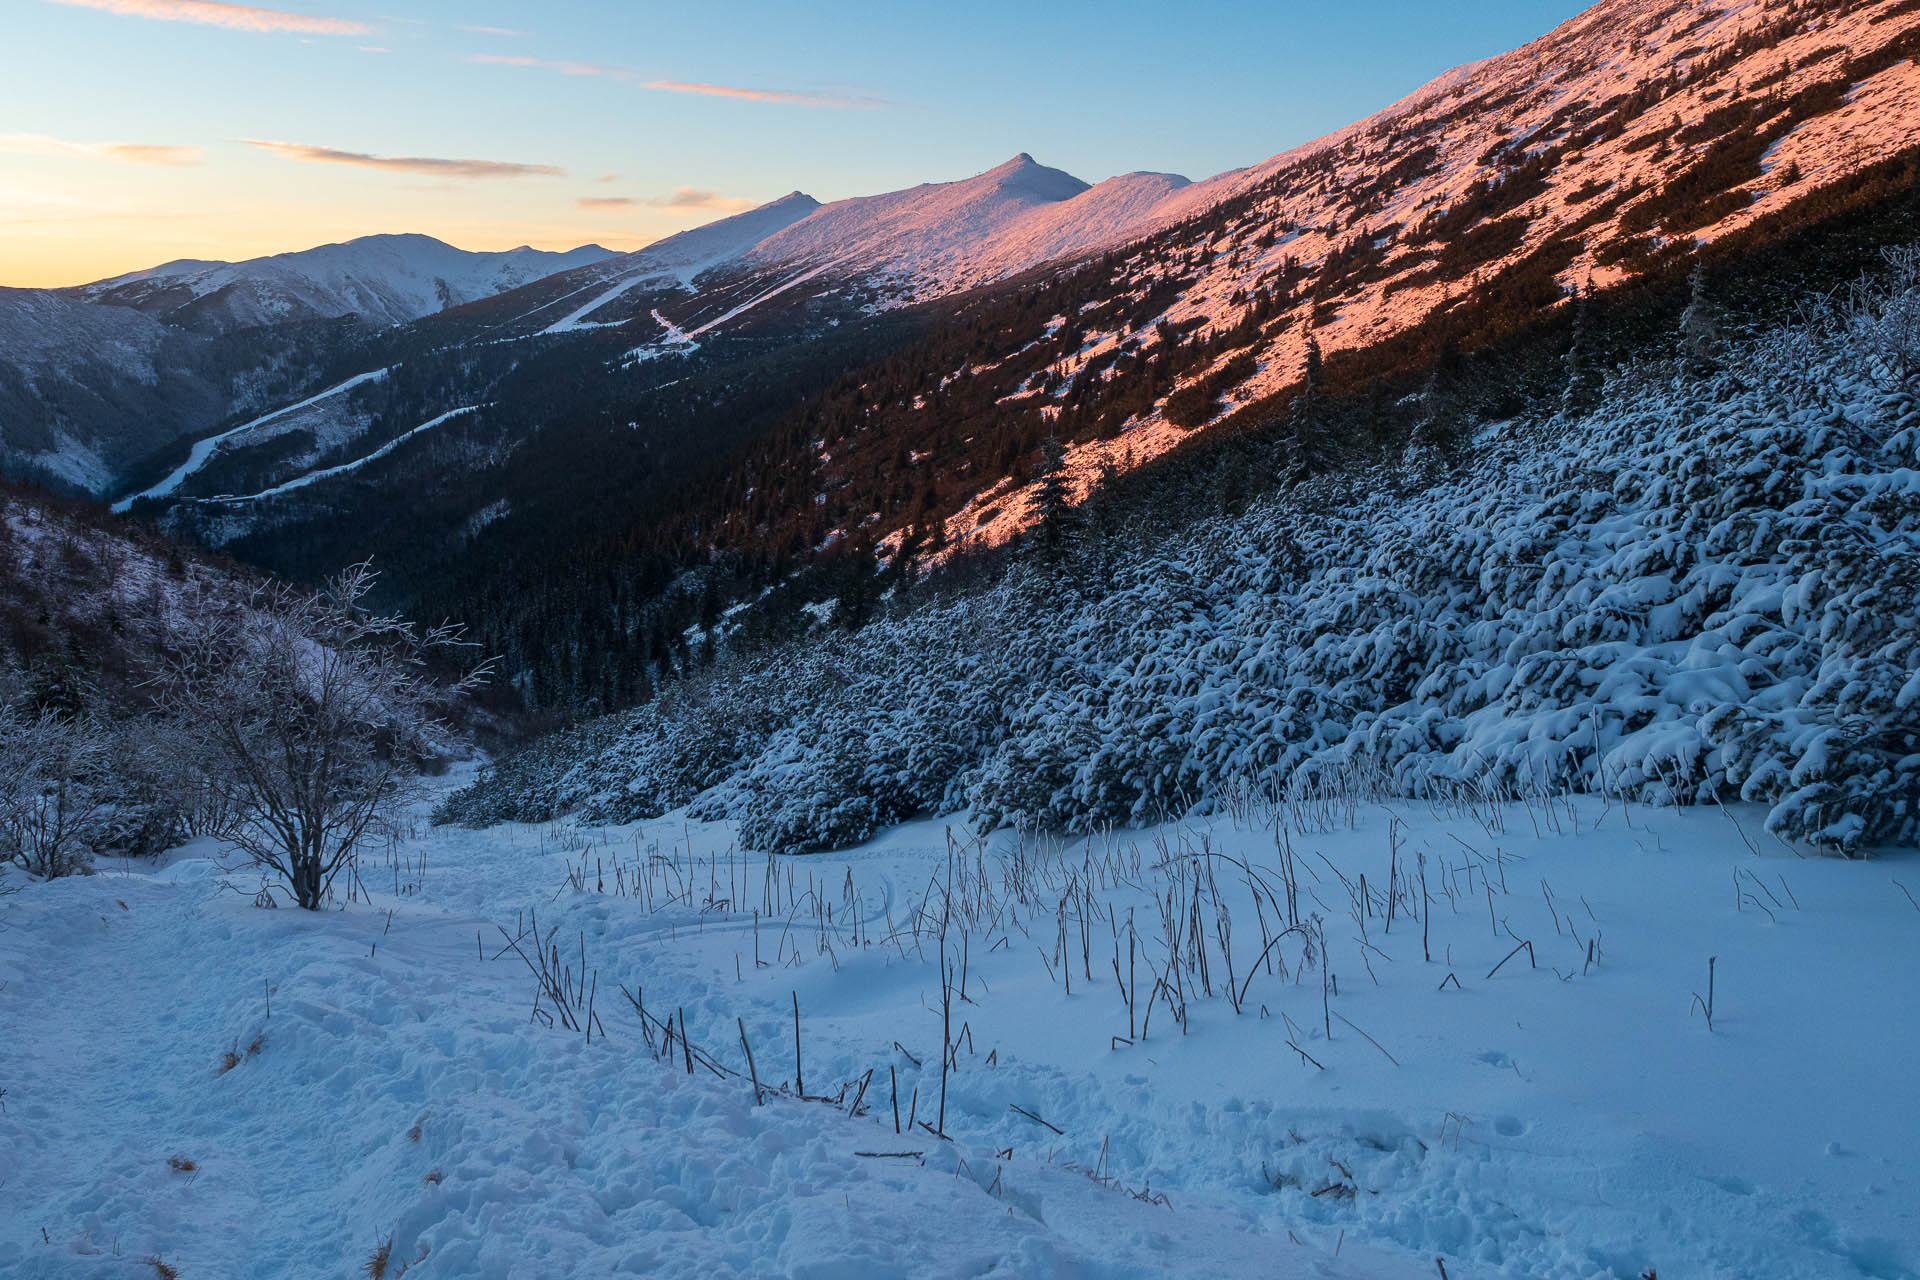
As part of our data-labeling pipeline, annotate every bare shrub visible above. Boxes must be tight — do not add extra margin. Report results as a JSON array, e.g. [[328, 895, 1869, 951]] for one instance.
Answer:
[[156, 562, 489, 910], [0, 706, 109, 879]]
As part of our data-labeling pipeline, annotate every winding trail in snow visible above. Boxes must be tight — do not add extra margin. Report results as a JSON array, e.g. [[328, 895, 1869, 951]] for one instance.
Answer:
[[111, 368, 389, 513], [209, 405, 481, 504]]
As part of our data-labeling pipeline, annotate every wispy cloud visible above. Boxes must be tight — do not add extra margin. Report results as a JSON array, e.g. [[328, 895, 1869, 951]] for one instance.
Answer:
[[577, 188, 753, 214], [0, 132, 203, 165], [242, 138, 563, 179], [467, 53, 886, 108], [103, 143, 203, 165], [651, 188, 753, 212], [357, 43, 387, 52], [48, 0, 372, 36], [458, 23, 522, 36], [645, 79, 883, 108], [469, 53, 612, 76]]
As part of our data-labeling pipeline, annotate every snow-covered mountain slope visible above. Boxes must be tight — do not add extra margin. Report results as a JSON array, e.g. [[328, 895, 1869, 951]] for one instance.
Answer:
[[0, 480, 277, 724], [528, 192, 822, 333], [453, 243, 1920, 857], [1, 235, 610, 491], [971, 169, 1193, 284], [523, 0, 1920, 374], [76, 234, 616, 333], [743, 154, 1091, 285], [611, 190, 823, 282], [542, 157, 1203, 328], [0, 286, 172, 372], [0, 288, 225, 491], [907, 0, 1920, 552]]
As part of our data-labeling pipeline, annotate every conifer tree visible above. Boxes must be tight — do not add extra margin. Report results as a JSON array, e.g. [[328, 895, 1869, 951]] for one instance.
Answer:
[[1562, 281, 1603, 415], [1679, 261, 1722, 373], [1403, 330, 1475, 471], [1301, 329, 1325, 407], [1030, 434, 1076, 562], [23, 640, 93, 723], [1290, 330, 1342, 477]]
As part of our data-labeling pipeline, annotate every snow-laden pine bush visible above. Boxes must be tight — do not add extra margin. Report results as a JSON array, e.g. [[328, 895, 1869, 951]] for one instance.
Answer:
[[446, 255, 1920, 856]]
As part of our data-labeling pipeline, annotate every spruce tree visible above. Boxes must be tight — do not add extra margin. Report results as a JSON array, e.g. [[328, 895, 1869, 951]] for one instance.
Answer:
[[1562, 280, 1603, 415], [1301, 330, 1325, 407], [1030, 434, 1076, 562], [1679, 261, 1722, 373], [1286, 330, 1339, 476], [24, 641, 93, 723]]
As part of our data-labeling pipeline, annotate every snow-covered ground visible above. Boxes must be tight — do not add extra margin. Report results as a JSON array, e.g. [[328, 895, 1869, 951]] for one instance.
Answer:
[[3, 777, 1915, 1278]]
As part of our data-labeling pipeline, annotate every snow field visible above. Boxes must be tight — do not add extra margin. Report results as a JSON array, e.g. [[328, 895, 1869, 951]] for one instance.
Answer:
[[3, 781, 1916, 1277]]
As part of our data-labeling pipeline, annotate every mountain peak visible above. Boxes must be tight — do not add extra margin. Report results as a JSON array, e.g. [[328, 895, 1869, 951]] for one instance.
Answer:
[[972, 153, 1088, 204]]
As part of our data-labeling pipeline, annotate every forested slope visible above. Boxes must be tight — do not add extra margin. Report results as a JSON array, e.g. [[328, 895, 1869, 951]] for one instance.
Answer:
[[445, 241, 1920, 856]]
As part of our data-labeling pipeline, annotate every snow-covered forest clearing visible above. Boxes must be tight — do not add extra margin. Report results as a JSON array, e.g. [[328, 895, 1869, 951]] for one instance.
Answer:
[[3, 774, 1916, 1277]]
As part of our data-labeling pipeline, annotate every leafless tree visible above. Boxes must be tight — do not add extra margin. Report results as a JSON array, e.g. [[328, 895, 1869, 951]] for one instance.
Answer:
[[156, 562, 491, 910]]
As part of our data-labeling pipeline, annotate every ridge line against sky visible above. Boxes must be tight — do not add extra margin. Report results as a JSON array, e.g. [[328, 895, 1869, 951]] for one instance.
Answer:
[[5, 0, 1592, 288]]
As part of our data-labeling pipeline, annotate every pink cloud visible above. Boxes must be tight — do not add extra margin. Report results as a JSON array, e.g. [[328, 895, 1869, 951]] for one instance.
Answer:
[[0, 132, 203, 165], [650, 187, 753, 212], [48, 0, 372, 35], [467, 53, 885, 108], [101, 143, 203, 166], [643, 79, 882, 109], [242, 138, 563, 179]]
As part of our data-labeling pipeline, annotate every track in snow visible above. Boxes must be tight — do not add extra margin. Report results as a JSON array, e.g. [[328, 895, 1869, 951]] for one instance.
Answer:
[[210, 406, 480, 503], [111, 368, 389, 513]]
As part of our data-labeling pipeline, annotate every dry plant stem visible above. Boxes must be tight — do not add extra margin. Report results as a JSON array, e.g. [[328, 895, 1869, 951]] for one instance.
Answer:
[[738, 1017, 762, 1104], [1486, 938, 1535, 980]]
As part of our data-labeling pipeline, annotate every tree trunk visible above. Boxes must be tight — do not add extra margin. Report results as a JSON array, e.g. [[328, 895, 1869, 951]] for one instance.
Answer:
[[292, 852, 323, 910]]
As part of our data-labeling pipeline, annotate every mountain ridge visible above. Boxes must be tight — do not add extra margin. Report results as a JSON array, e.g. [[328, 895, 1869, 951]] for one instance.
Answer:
[[72, 233, 618, 333]]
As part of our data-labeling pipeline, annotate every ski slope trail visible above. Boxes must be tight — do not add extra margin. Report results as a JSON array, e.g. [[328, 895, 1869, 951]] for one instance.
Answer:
[[215, 406, 480, 503], [539, 271, 670, 335], [686, 259, 848, 338], [111, 369, 389, 512]]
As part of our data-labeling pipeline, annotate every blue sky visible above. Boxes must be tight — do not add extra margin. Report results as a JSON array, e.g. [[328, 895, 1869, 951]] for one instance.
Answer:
[[2, 0, 1592, 286]]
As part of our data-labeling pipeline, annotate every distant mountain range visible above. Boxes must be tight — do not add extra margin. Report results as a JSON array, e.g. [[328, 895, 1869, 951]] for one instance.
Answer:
[[0, 236, 615, 490], [71, 234, 616, 334]]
